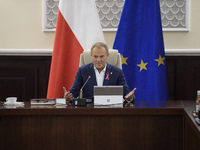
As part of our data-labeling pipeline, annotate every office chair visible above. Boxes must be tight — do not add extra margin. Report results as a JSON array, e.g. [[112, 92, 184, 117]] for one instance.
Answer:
[[79, 49, 122, 69]]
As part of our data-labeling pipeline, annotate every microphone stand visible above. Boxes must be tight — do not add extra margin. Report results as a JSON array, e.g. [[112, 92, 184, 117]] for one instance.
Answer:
[[72, 76, 91, 106]]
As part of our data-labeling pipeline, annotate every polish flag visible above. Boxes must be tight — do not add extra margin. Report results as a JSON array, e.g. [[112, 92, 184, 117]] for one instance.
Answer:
[[47, 0, 105, 98]]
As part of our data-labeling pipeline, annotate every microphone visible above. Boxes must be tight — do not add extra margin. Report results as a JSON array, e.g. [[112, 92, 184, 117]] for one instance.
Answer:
[[79, 76, 91, 98], [72, 76, 91, 106]]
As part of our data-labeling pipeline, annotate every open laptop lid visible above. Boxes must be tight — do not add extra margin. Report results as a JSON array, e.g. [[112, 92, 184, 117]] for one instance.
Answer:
[[94, 86, 123, 105]]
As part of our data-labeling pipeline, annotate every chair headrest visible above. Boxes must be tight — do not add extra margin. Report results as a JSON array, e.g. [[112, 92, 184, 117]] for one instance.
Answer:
[[107, 49, 119, 66], [82, 49, 119, 66]]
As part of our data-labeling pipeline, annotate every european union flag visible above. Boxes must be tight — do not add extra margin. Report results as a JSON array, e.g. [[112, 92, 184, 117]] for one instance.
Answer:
[[113, 0, 169, 101]]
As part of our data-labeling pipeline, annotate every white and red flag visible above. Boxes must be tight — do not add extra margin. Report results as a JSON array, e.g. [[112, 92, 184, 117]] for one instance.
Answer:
[[47, 0, 105, 98]]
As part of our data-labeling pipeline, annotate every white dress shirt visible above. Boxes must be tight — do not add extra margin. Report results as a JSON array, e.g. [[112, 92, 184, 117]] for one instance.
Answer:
[[94, 64, 107, 86]]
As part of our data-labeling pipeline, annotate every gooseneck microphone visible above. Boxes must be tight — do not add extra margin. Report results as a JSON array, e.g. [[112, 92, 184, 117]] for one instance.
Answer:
[[79, 76, 91, 98], [79, 76, 91, 99], [72, 76, 91, 106]]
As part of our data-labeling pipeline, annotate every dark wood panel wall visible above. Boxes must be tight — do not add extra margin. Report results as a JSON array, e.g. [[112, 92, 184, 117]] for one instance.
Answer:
[[166, 56, 200, 101], [0, 56, 51, 101], [0, 56, 199, 101]]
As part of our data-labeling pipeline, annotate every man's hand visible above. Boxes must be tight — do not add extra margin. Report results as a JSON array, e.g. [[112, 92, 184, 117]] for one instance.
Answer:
[[63, 87, 73, 101], [124, 88, 136, 101]]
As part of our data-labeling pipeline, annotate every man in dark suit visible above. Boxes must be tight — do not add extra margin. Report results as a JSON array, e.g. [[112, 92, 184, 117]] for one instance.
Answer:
[[64, 42, 136, 101]]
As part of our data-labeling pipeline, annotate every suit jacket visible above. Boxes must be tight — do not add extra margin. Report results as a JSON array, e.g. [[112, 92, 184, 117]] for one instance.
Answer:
[[70, 63, 131, 99]]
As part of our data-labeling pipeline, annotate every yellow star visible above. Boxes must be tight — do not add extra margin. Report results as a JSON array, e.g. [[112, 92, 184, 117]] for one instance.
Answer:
[[155, 55, 165, 66], [121, 54, 128, 65], [137, 60, 148, 71]]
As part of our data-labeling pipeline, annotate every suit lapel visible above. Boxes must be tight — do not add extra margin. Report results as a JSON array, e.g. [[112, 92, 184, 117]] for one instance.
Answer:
[[88, 63, 97, 86], [103, 63, 111, 85]]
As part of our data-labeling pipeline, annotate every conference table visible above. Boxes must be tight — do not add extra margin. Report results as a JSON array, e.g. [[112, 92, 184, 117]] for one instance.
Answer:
[[0, 100, 199, 150]]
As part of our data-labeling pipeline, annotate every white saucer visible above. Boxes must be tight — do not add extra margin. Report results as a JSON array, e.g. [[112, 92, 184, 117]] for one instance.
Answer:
[[3, 102, 24, 106]]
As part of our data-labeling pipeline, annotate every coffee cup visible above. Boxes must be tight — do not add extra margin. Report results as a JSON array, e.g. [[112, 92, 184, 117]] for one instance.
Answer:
[[6, 97, 17, 103]]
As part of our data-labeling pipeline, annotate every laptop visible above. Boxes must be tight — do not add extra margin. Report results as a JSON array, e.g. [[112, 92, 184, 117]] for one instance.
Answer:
[[94, 86, 123, 105]]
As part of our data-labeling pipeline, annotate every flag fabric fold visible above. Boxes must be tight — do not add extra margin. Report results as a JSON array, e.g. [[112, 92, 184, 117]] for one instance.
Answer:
[[113, 0, 169, 101], [47, 0, 105, 98]]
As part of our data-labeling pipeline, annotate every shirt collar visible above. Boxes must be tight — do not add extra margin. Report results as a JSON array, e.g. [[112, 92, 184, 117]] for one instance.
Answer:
[[94, 63, 107, 73]]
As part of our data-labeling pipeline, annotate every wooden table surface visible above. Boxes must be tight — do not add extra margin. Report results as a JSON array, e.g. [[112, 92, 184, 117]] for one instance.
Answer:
[[0, 100, 199, 150]]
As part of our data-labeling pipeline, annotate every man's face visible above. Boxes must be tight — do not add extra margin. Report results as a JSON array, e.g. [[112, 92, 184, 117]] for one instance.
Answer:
[[91, 46, 109, 73]]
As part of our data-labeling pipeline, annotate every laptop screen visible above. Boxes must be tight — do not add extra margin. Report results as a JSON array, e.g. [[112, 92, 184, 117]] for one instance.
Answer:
[[94, 86, 123, 105]]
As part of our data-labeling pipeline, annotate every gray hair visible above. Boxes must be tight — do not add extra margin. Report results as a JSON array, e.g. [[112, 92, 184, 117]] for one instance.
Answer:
[[90, 42, 109, 54]]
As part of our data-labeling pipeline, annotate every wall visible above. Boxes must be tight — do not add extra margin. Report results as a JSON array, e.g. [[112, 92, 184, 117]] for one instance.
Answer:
[[0, 0, 200, 50], [0, 0, 54, 49], [0, 0, 200, 101]]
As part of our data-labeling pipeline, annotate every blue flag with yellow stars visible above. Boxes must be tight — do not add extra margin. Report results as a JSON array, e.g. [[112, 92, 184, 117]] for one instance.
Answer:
[[113, 0, 169, 101]]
